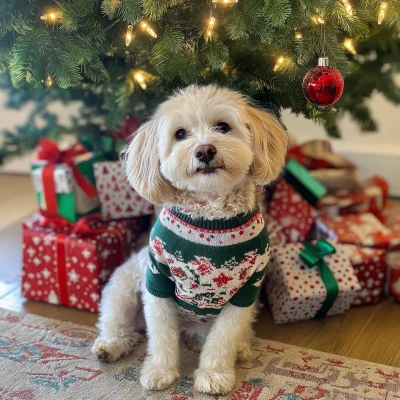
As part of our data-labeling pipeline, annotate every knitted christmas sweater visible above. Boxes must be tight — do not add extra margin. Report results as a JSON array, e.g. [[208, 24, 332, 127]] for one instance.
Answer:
[[147, 205, 270, 323]]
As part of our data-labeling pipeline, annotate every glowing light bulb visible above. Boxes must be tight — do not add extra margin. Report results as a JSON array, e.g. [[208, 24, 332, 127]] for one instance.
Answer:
[[134, 71, 147, 90], [40, 11, 61, 22], [342, 0, 353, 16], [207, 17, 216, 38], [212, 0, 238, 4], [312, 16, 325, 24], [126, 25, 134, 46], [45, 74, 53, 87], [295, 32, 303, 40], [378, 1, 388, 25], [140, 21, 157, 38], [344, 39, 357, 55], [273, 56, 285, 72]]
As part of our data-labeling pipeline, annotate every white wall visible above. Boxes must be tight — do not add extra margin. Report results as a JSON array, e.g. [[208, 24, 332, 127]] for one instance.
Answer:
[[1, 82, 399, 194]]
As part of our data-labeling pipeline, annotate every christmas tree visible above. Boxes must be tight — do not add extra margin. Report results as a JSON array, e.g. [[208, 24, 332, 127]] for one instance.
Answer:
[[0, 0, 399, 163]]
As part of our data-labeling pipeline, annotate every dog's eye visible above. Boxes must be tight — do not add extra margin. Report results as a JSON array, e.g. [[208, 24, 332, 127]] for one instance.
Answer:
[[215, 122, 230, 134], [175, 129, 187, 141]]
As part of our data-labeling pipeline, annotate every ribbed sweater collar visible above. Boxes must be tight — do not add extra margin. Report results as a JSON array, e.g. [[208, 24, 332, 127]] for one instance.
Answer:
[[167, 205, 260, 230]]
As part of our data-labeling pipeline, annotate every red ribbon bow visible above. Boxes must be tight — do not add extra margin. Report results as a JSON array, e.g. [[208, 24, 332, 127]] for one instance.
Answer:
[[36, 138, 98, 218]]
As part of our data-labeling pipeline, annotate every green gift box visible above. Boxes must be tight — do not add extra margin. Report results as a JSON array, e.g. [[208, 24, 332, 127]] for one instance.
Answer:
[[31, 153, 105, 222], [284, 159, 327, 206]]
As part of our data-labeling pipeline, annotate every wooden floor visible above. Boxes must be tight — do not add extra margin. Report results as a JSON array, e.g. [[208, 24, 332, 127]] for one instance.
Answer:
[[0, 175, 399, 368]]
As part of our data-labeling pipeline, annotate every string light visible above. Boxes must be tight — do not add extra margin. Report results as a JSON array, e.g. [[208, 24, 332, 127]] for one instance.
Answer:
[[140, 21, 157, 38], [134, 71, 147, 90], [312, 16, 325, 24], [273, 56, 285, 72], [44, 74, 53, 88], [207, 16, 216, 38], [40, 11, 61, 22], [295, 32, 303, 40], [212, 0, 238, 5], [378, 1, 388, 24], [344, 39, 357, 55], [126, 25, 134, 46], [342, 0, 353, 16]]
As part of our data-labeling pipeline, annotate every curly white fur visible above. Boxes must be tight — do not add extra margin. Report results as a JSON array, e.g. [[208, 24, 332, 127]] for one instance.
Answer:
[[92, 85, 288, 395]]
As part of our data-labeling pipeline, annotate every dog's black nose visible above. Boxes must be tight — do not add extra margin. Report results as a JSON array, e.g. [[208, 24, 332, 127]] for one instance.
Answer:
[[194, 145, 217, 164]]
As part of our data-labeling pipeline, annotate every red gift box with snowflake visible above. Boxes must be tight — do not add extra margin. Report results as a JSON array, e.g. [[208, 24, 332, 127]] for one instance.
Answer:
[[341, 245, 387, 306], [21, 214, 142, 312], [93, 161, 154, 221], [317, 190, 371, 217], [387, 250, 400, 302], [316, 213, 400, 249], [267, 179, 318, 243], [266, 240, 360, 324]]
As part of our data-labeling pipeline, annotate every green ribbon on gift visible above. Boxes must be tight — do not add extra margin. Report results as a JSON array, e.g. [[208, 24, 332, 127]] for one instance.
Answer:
[[300, 240, 339, 319]]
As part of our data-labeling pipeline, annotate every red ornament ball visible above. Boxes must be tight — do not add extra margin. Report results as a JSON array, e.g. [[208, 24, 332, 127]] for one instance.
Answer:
[[302, 62, 344, 107]]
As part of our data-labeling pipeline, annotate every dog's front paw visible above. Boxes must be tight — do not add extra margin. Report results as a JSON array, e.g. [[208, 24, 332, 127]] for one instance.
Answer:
[[194, 368, 236, 395], [237, 342, 253, 362], [92, 334, 140, 363], [140, 359, 179, 391]]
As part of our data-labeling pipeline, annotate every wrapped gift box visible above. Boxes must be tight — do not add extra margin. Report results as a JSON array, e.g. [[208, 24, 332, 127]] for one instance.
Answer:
[[363, 176, 389, 211], [266, 240, 360, 324], [317, 191, 371, 217], [316, 213, 400, 249], [32, 139, 104, 222], [387, 251, 400, 302], [283, 159, 327, 206], [286, 140, 356, 171], [265, 215, 287, 247], [268, 179, 318, 243], [94, 161, 154, 221], [21, 214, 143, 312], [342, 245, 387, 306], [382, 203, 400, 231]]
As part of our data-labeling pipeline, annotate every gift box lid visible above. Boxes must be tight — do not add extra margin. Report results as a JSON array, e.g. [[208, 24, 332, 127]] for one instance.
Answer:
[[284, 159, 327, 206], [316, 213, 400, 248]]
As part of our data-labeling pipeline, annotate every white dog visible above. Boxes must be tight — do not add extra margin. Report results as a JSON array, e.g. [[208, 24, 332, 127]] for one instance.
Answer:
[[92, 85, 288, 395]]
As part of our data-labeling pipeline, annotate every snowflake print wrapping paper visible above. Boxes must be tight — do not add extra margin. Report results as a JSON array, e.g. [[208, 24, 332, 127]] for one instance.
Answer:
[[266, 242, 360, 324], [94, 161, 154, 221], [21, 215, 143, 312]]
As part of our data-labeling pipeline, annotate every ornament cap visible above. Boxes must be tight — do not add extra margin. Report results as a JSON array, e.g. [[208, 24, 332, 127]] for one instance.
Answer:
[[318, 57, 329, 67]]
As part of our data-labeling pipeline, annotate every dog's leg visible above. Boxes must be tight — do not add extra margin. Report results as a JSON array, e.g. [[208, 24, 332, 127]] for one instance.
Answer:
[[237, 324, 254, 362], [92, 251, 146, 362], [140, 290, 180, 391], [194, 304, 254, 395]]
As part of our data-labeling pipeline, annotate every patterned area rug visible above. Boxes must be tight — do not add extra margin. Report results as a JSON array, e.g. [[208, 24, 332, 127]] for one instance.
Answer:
[[0, 309, 399, 400]]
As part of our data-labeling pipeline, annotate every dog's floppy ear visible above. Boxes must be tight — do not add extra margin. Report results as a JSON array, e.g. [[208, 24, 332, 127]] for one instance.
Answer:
[[246, 106, 288, 186], [124, 119, 174, 205]]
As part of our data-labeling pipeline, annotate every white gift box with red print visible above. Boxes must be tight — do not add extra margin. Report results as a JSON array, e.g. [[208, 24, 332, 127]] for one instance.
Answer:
[[268, 179, 318, 243], [266, 241, 360, 324], [94, 161, 154, 221]]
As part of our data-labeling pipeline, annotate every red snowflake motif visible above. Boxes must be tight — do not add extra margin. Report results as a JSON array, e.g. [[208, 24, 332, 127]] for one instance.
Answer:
[[152, 238, 164, 256], [166, 257, 175, 264], [239, 265, 252, 281], [213, 273, 233, 288], [189, 283, 199, 290], [243, 251, 258, 265], [193, 257, 213, 276], [229, 287, 239, 296], [171, 267, 186, 279]]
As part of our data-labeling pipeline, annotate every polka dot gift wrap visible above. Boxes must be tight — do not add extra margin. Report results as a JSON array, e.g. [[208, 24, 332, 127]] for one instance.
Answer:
[[266, 242, 361, 324], [268, 179, 318, 243]]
